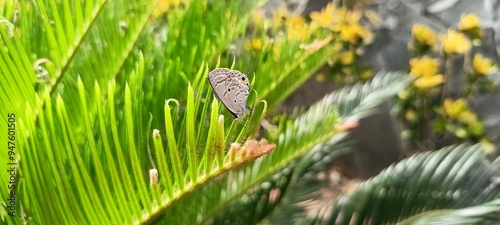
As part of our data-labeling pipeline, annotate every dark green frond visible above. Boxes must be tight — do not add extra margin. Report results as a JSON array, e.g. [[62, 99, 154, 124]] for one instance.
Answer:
[[327, 144, 500, 225], [399, 198, 500, 225], [328, 71, 413, 119]]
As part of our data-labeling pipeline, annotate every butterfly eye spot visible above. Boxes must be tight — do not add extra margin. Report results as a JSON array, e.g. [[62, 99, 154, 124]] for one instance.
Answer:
[[227, 88, 231, 92]]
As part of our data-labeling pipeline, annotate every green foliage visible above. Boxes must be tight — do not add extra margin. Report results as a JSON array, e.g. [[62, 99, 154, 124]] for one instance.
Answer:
[[5, 1, 495, 225], [399, 198, 500, 225], [328, 144, 500, 225], [1, 0, 342, 223]]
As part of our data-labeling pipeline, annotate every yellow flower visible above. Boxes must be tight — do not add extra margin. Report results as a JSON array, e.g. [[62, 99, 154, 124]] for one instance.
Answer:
[[272, 6, 288, 24], [409, 56, 440, 77], [458, 13, 483, 40], [288, 25, 311, 41], [344, 10, 362, 24], [414, 74, 444, 89], [286, 15, 306, 27], [340, 51, 355, 65], [473, 54, 497, 75], [458, 13, 481, 31], [244, 38, 264, 51], [439, 29, 471, 54], [332, 7, 349, 25], [286, 15, 311, 41], [339, 23, 370, 45], [443, 98, 469, 118], [153, 0, 181, 16], [310, 3, 335, 28], [412, 24, 436, 46]]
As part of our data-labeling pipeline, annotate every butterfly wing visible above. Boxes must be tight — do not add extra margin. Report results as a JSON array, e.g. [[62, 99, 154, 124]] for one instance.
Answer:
[[227, 70, 250, 117], [208, 68, 240, 118], [208, 68, 250, 119]]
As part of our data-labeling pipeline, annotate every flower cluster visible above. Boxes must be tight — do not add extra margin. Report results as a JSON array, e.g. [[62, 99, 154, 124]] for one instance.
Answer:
[[434, 98, 493, 152], [396, 13, 496, 150], [308, 3, 374, 83], [310, 3, 372, 46], [245, 7, 316, 54], [243, 3, 373, 84]]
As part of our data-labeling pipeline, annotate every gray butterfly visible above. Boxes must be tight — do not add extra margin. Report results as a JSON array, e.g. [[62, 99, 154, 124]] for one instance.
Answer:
[[207, 68, 251, 119]]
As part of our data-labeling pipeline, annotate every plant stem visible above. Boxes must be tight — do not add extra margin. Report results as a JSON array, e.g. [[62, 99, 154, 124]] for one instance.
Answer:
[[441, 54, 453, 102]]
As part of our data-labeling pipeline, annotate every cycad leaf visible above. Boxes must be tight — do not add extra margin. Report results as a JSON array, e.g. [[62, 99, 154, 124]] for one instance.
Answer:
[[206, 71, 412, 225], [399, 198, 500, 225], [328, 144, 500, 225], [156, 71, 411, 224], [2, 0, 157, 223]]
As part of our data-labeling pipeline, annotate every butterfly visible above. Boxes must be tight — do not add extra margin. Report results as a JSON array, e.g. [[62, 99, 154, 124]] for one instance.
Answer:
[[207, 68, 251, 119]]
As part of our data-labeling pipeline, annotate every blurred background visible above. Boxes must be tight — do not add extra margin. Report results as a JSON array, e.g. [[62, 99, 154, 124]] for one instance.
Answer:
[[257, 0, 500, 218]]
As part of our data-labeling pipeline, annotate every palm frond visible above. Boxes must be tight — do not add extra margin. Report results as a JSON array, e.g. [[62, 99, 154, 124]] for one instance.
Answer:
[[327, 144, 500, 225]]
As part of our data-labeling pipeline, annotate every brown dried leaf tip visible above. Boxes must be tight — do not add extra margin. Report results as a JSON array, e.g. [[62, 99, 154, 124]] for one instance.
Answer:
[[336, 120, 360, 132], [237, 139, 276, 162]]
